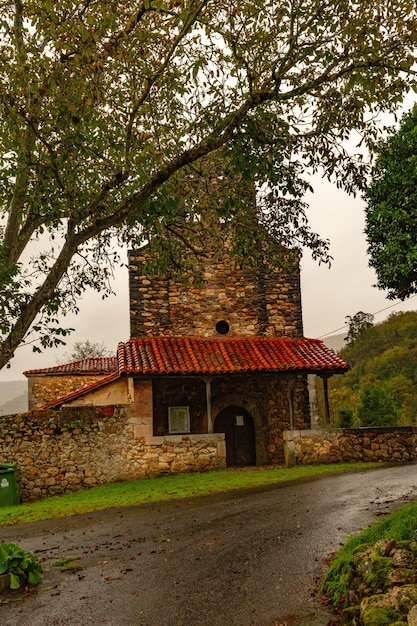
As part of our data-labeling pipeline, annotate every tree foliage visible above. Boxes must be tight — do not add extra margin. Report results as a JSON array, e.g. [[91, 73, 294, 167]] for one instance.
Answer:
[[357, 385, 399, 427], [344, 311, 374, 346], [1, 1, 417, 370], [327, 311, 417, 427], [365, 104, 417, 300], [62, 340, 113, 362]]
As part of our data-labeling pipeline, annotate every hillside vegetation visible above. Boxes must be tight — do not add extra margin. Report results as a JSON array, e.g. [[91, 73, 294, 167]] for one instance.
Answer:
[[326, 311, 417, 427]]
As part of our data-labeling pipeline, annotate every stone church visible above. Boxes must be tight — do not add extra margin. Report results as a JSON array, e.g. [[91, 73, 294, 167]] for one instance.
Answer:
[[25, 215, 348, 467]]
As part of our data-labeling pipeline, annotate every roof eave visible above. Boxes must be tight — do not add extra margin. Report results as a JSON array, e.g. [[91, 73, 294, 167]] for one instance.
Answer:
[[119, 366, 349, 377]]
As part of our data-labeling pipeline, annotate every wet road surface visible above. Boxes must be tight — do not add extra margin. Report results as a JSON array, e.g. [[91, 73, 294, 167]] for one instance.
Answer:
[[1, 463, 417, 626]]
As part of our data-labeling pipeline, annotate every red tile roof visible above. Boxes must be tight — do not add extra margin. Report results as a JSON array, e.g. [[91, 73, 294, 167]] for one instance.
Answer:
[[24, 357, 117, 376], [117, 337, 349, 375], [38, 337, 348, 409]]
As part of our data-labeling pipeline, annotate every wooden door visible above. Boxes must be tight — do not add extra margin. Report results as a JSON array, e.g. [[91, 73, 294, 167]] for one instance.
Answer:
[[214, 406, 256, 467]]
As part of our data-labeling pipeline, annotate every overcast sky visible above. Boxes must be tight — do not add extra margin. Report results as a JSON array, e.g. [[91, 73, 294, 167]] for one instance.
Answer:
[[301, 178, 417, 339], [1, 172, 416, 383]]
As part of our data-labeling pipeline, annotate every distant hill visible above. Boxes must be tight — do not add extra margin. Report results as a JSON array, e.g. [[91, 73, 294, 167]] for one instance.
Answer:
[[321, 333, 346, 353], [0, 380, 28, 416], [327, 310, 417, 427]]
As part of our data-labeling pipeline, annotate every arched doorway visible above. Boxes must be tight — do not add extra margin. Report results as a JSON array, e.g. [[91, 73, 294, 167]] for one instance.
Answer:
[[214, 406, 256, 467]]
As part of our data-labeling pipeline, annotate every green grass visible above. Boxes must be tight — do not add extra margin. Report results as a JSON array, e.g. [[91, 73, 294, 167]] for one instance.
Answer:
[[322, 499, 417, 607], [0, 463, 379, 527], [53, 557, 84, 573]]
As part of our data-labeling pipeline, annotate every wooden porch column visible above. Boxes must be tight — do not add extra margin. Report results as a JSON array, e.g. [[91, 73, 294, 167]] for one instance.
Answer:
[[287, 377, 294, 430], [321, 374, 331, 426], [204, 377, 213, 433]]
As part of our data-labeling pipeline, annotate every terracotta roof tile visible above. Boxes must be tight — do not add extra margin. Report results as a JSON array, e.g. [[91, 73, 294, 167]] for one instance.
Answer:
[[117, 337, 349, 375], [24, 357, 117, 376], [37, 337, 349, 409]]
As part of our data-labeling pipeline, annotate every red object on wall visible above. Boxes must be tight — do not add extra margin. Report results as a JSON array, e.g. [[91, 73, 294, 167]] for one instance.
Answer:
[[101, 406, 115, 415]]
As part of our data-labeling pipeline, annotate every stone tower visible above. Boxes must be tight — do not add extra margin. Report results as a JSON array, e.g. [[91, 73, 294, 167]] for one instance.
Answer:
[[129, 230, 303, 340], [129, 160, 304, 340]]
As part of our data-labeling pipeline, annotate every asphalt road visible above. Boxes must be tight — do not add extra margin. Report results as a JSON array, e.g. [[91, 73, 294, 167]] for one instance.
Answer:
[[2, 464, 417, 626]]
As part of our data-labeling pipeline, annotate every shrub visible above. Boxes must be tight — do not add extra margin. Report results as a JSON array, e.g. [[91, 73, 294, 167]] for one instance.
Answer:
[[0, 542, 42, 589], [338, 408, 355, 428]]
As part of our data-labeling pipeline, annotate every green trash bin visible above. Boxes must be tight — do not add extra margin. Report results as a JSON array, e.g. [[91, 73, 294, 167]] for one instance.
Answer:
[[0, 463, 20, 506]]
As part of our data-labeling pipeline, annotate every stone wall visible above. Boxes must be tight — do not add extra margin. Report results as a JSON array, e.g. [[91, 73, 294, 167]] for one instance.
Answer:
[[128, 244, 303, 339], [27, 374, 109, 409], [151, 373, 310, 466], [284, 427, 417, 466], [0, 406, 225, 502], [212, 373, 310, 466]]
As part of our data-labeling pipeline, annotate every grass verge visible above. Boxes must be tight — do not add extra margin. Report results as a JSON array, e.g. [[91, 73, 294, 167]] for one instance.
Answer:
[[0, 462, 379, 527], [322, 498, 417, 607]]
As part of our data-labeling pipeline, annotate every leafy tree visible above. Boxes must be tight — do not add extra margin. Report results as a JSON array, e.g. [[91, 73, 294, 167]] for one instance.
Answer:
[[365, 104, 417, 299], [62, 340, 113, 362], [357, 385, 399, 427], [344, 311, 374, 346], [1, 1, 417, 371], [385, 374, 416, 424]]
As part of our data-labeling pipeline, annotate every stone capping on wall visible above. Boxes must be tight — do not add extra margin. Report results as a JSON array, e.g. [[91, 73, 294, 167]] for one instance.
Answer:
[[284, 427, 417, 467], [0, 406, 226, 502], [144, 433, 225, 445]]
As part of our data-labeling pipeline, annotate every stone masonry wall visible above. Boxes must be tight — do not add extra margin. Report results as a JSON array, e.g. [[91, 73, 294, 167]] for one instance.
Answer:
[[150, 373, 310, 466], [0, 406, 225, 502], [129, 245, 303, 339], [284, 427, 417, 466], [211, 373, 310, 466], [27, 374, 108, 409]]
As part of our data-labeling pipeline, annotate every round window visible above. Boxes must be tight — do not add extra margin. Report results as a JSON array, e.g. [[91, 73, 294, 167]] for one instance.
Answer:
[[216, 320, 230, 335]]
